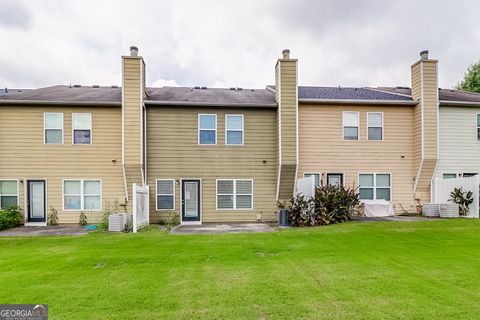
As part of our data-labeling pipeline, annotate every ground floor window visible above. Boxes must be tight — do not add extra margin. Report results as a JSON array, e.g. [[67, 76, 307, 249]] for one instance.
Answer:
[[359, 173, 391, 201], [217, 179, 253, 210], [327, 173, 344, 187], [303, 173, 320, 186], [156, 179, 175, 210], [0, 180, 18, 209], [63, 179, 101, 211], [443, 173, 458, 179]]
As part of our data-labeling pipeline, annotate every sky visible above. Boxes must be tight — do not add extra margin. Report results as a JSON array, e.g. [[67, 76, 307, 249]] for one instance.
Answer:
[[0, 0, 479, 90]]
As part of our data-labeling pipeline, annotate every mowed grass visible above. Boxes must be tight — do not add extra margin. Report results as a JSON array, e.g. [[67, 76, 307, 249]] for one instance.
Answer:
[[1, 220, 480, 319]]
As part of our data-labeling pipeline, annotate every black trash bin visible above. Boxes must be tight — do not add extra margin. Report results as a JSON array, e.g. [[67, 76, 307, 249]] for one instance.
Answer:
[[278, 209, 290, 227]]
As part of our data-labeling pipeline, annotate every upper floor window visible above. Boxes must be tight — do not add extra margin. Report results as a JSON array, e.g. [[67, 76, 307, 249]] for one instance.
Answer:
[[477, 114, 480, 141], [44, 113, 63, 144], [63, 179, 101, 211], [198, 114, 216, 145], [367, 112, 383, 141], [0, 180, 18, 209], [303, 173, 320, 186], [226, 114, 244, 145], [72, 113, 92, 144], [359, 173, 391, 201], [343, 111, 359, 140]]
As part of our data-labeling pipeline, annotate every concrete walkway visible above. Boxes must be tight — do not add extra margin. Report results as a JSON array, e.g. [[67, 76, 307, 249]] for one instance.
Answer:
[[351, 216, 436, 222], [0, 225, 88, 237], [172, 223, 276, 234]]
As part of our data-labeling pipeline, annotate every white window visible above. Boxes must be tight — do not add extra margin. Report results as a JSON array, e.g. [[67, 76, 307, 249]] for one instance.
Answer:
[[63, 179, 101, 211], [217, 179, 253, 210], [44, 113, 63, 144], [359, 173, 391, 201], [304, 173, 320, 186], [477, 114, 480, 141], [0, 180, 18, 209], [72, 113, 92, 144], [443, 173, 457, 179], [367, 112, 383, 141], [226, 114, 244, 145], [198, 114, 217, 145], [343, 111, 359, 140], [156, 179, 175, 210]]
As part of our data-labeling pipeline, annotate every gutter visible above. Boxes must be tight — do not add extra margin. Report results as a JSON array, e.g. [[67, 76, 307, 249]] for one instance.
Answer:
[[439, 100, 480, 107], [145, 100, 277, 108], [0, 100, 121, 106], [299, 98, 417, 106]]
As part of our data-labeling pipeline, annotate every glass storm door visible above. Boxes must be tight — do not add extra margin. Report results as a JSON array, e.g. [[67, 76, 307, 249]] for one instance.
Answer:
[[327, 174, 343, 187], [181, 180, 201, 222], [27, 180, 46, 222]]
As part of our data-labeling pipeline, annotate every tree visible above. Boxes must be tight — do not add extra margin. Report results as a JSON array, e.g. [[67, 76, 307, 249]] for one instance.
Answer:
[[456, 60, 480, 93]]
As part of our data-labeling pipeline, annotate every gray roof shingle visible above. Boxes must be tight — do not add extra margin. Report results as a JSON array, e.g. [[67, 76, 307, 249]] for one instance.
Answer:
[[298, 86, 412, 101], [375, 87, 480, 103]]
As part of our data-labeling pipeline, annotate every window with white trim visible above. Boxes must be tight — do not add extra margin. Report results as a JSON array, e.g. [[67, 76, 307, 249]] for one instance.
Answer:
[[217, 179, 253, 209], [367, 112, 383, 141], [72, 113, 92, 144], [477, 114, 480, 141], [304, 173, 320, 186], [63, 180, 101, 210], [0, 180, 18, 209], [198, 114, 216, 144], [359, 173, 391, 201], [44, 113, 63, 144], [226, 114, 244, 145], [156, 179, 175, 210], [443, 173, 457, 179], [343, 111, 359, 140]]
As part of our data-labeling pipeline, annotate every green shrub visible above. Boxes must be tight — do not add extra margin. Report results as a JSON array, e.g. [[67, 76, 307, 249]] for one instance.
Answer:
[[166, 212, 180, 230], [79, 212, 88, 226], [0, 206, 23, 230], [98, 200, 120, 231], [289, 184, 360, 227], [449, 187, 474, 216], [47, 207, 59, 226]]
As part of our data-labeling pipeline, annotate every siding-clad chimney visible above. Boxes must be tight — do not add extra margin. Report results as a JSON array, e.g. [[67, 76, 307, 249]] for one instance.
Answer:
[[275, 49, 298, 201], [122, 46, 147, 211], [411, 50, 438, 202]]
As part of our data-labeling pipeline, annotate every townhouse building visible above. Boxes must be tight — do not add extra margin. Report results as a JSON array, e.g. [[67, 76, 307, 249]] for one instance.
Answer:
[[1, 47, 479, 225]]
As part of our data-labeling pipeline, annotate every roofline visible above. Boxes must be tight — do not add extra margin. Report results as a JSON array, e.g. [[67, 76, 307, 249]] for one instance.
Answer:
[[439, 100, 480, 107], [0, 100, 121, 107], [299, 98, 417, 106], [367, 87, 414, 98], [145, 100, 277, 108]]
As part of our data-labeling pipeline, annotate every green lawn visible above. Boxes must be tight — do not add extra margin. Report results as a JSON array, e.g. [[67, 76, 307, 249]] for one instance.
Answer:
[[1, 220, 480, 319]]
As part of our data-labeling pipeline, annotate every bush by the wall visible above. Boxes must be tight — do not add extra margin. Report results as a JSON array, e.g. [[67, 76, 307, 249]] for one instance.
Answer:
[[0, 206, 23, 230], [289, 184, 360, 227]]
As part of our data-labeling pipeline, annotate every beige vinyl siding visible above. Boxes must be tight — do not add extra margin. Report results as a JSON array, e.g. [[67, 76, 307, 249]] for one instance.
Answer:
[[298, 104, 416, 213], [147, 107, 278, 222], [123, 57, 143, 167], [0, 106, 125, 223], [422, 61, 438, 160], [275, 58, 298, 200]]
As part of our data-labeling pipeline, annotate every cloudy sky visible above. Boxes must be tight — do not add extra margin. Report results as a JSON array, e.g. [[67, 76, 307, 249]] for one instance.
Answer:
[[0, 0, 479, 90]]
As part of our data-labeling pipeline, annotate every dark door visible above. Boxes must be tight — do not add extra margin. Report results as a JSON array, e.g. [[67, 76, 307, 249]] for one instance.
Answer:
[[181, 180, 201, 222], [327, 174, 343, 187], [27, 180, 46, 222]]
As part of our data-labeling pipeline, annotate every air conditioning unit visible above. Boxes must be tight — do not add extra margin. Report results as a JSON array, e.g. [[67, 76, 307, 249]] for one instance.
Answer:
[[108, 213, 129, 232], [422, 204, 440, 217], [439, 203, 459, 218]]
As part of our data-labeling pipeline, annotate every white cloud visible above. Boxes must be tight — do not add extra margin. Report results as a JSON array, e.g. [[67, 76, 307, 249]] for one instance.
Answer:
[[0, 0, 479, 89], [151, 79, 179, 87]]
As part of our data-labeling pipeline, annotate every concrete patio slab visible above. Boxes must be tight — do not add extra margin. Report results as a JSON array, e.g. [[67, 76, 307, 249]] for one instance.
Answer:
[[351, 216, 437, 222], [0, 225, 88, 237], [171, 223, 276, 234]]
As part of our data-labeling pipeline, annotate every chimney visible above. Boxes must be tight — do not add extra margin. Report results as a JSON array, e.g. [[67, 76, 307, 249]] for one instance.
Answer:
[[130, 46, 139, 57], [121, 46, 147, 211], [411, 50, 438, 202], [275, 49, 298, 201]]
